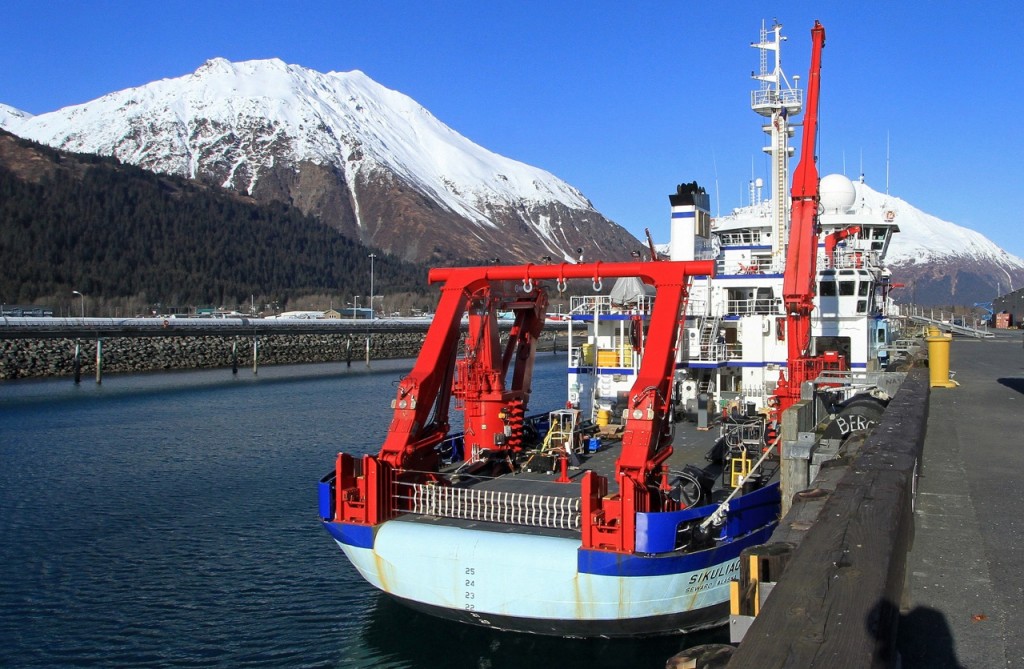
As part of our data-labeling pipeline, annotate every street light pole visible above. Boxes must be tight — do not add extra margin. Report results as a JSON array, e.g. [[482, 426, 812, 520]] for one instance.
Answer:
[[72, 290, 84, 318], [368, 253, 376, 320]]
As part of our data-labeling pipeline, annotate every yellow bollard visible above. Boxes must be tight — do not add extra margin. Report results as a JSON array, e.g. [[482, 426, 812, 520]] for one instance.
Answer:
[[926, 332, 958, 388]]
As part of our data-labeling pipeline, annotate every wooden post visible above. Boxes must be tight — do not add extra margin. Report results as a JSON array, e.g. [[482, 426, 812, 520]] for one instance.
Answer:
[[780, 399, 813, 516], [252, 336, 259, 375], [73, 339, 82, 384], [231, 337, 238, 374], [737, 542, 795, 616]]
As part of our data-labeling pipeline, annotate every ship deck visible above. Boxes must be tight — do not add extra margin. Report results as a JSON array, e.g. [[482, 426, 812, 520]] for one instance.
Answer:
[[395, 415, 740, 537]]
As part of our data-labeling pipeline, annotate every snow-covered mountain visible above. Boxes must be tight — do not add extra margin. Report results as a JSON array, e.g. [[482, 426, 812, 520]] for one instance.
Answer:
[[3, 59, 1020, 304], [711, 178, 1024, 306], [859, 182, 1017, 267], [0, 103, 33, 128], [3, 58, 641, 265], [845, 179, 1024, 305]]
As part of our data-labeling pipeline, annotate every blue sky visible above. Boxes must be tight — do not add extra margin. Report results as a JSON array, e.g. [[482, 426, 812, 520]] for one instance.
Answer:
[[4, 1, 1022, 258]]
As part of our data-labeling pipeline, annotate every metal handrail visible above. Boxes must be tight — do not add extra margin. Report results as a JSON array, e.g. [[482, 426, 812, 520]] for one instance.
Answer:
[[400, 480, 582, 531]]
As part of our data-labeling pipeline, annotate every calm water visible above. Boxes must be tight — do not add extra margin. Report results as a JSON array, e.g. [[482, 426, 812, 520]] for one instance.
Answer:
[[0, 357, 723, 668]]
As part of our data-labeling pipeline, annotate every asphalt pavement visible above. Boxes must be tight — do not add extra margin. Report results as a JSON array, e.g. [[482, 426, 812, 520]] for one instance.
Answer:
[[898, 330, 1024, 669]]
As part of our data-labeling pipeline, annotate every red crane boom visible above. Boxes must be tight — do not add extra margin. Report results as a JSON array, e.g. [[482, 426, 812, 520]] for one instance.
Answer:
[[774, 20, 840, 417]]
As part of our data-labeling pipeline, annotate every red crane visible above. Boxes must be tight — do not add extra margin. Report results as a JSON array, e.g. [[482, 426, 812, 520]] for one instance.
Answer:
[[824, 225, 862, 268], [330, 259, 714, 554], [772, 20, 845, 419]]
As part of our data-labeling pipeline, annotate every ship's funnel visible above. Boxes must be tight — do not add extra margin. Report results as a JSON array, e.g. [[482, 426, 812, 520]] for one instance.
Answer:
[[668, 182, 711, 262]]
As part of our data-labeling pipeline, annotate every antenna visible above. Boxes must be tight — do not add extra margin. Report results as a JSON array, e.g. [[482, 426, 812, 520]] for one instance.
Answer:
[[750, 19, 802, 263], [886, 132, 890, 195], [749, 156, 755, 206], [712, 148, 721, 217]]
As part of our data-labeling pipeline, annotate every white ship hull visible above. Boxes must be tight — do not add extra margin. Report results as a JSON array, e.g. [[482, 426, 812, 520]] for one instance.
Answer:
[[324, 482, 779, 637]]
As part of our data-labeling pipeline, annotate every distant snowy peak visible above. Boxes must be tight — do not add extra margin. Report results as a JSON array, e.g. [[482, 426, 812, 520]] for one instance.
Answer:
[[718, 177, 1024, 271], [849, 180, 1024, 270], [0, 103, 33, 129], [11, 58, 593, 221]]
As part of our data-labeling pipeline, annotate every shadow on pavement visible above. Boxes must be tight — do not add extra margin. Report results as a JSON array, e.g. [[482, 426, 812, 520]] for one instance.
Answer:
[[896, 605, 966, 669], [997, 377, 1024, 395]]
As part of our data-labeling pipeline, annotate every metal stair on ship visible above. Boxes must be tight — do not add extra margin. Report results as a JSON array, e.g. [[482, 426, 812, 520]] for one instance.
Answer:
[[695, 316, 726, 363]]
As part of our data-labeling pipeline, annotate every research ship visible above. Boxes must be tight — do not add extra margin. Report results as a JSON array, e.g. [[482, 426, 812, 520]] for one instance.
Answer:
[[318, 255, 782, 637], [318, 20, 900, 637]]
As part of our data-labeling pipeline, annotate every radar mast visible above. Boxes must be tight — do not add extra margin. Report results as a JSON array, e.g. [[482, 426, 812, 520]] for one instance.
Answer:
[[751, 20, 803, 268]]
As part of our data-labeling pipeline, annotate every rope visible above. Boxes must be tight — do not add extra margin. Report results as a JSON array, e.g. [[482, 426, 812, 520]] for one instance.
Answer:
[[699, 433, 779, 531]]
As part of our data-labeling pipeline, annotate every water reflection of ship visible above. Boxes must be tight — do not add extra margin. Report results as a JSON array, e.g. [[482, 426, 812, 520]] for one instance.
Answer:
[[358, 593, 727, 669]]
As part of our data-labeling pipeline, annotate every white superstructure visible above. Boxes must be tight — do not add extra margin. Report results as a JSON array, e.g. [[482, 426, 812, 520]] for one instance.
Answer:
[[567, 21, 901, 422]]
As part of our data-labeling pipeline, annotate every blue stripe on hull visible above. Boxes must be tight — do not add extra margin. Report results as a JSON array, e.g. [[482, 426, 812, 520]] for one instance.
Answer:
[[579, 523, 775, 577], [328, 520, 778, 637], [322, 520, 374, 548]]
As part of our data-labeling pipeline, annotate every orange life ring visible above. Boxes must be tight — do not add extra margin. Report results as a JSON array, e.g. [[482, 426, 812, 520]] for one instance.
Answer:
[[162, 319, 169, 328]]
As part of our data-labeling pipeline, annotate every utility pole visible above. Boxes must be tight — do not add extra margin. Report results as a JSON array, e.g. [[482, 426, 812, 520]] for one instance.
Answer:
[[72, 290, 85, 318], [368, 253, 377, 319]]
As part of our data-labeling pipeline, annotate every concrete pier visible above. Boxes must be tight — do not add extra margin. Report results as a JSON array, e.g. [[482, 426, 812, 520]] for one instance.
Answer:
[[723, 330, 1023, 668], [897, 332, 1023, 668]]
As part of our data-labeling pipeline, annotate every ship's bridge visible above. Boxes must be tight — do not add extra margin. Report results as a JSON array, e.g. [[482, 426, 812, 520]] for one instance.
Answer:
[[816, 268, 876, 316], [817, 173, 900, 261]]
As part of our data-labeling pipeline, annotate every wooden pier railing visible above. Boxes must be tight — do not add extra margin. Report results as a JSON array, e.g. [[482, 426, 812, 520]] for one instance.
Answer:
[[726, 368, 928, 669]]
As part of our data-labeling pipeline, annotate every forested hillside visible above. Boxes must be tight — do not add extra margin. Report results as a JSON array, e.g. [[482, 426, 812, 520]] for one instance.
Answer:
[[0, 130, 433, 313]]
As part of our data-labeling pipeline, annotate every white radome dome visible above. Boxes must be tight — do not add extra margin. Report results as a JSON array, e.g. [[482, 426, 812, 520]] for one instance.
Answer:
[[819, 173, 856, 213]]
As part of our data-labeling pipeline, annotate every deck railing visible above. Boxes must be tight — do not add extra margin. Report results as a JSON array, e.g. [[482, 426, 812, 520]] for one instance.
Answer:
[[717, 257, 778, 276], [569, 294, 653, 316], [725, 297, 783, 316], [397, 479, 582, 531], [718, 229, 771, 246]]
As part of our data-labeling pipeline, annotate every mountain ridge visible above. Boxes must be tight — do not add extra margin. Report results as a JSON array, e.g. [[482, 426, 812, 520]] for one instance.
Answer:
[[5, 58, 641, 265], [0, 128, 432, 311], [3, 59, 1020, 304]]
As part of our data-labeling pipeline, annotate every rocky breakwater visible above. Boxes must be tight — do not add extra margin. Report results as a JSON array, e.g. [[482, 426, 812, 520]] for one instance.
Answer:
[[0, 331, 566, 380], [0, 333, 426, 380]]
